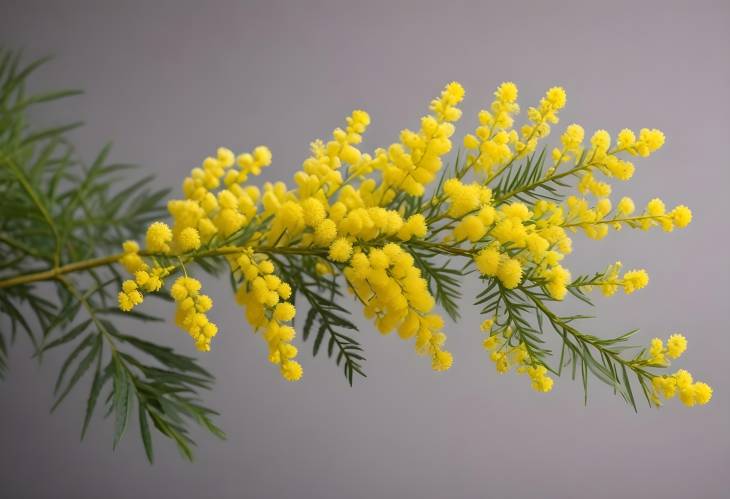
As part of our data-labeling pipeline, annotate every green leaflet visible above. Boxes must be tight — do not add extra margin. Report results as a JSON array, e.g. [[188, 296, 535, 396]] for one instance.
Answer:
[[0, 50, 221, 461]]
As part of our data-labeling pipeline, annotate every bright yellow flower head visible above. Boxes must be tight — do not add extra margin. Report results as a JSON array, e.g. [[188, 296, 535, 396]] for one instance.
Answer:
[[622, 269, 649, 294], [666, 334, 687, 359], [475, 247, 501, 277], [146, 221, 173, 253], [590, 130, 611, 152], [671, 205, 692, 228], [497, 258, 523, 289], [561, 124, 584, 151], [329, 238, 353, 262], [177, 227, 201, 252]]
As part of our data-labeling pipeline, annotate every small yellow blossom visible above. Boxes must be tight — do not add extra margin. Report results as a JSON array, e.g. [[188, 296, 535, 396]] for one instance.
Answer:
[[649, 338, 666, 365], [671, 205, 692, 228], [474, 247, 501, 277], [146, 221, 173, 253], [329, 238, 353, 262], [617, 197, 635, 216], [590, 130, 611, 152], [622, 269, 649, 294], [666, 334, 687, 359], [560, 124, 584, 152], [177, 227, 201, 252], [496, 257, 523, 289]]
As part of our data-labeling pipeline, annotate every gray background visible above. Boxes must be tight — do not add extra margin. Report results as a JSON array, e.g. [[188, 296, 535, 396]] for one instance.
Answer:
[[1, 1, 728, 498]]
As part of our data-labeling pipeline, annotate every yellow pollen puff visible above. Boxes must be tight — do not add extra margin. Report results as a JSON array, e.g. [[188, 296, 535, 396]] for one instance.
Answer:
[[646, 198, 665, 217], [274, 302, 296, 322], [543, 265, 571, 300], [671, 205, 692, 228], [527, 365, 554, 393], [561, 123, 584, 151], [217, 147, 235, 168], [649, 338, 666, 365], [398, 214, 428, 241], [637, 128, 665, 156], [480, 318, 494, 331], [496, 257, 523, 289], [596, 198, 612, 218], [368, 248, 390, 269], [301, 197, 326, 227], [617, 197, 635, 215], [496, 81, 519, 103], [463, 134, 479, 150], [590, 130, 611, 151], [329, 238, 353, 262], [482, 336, 498, 350], [314, 219, 338, 245], [545, 87, 566, 109], [443, 179, 485, 218], [278, 283, 292, 300], [122, 240, 139, 254], [454, 215, 486, 242], [432, 350, 453, 371], [474, 247, 501, 276], [281, 360, 303, 381], [253, 146, 273, 167], [340, 145, 361, 164], [666, 334, 687, 359], [177, 227, 201, 252], [146, 221, 173, 253], [444, 81, 465, 103], [622, 269, 649, 294], [617, 129, 636, 149], [120, 240, 147, 274]]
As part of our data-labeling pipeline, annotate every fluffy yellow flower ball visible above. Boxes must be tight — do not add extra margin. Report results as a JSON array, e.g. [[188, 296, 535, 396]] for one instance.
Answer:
[[622, 269, 649, 294], [177, 227, 201, 252], [497, 258, 523, 289], [274, 302, 296, 322], [474, 247, 501, 276], [329, 238, 353, 262], [666, 334, 687, 359], [146, 221, 172, 253], [281, 361, 303, 381], [432, 350, 454, 371], [671, 205, 692, 228]]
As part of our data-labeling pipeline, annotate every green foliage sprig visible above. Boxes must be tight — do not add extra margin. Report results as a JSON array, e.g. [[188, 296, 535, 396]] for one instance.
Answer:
[[0, 51, 222, 461]]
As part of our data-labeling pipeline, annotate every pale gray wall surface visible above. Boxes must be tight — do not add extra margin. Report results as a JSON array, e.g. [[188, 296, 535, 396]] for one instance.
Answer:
[[1, 1, 728, 498]]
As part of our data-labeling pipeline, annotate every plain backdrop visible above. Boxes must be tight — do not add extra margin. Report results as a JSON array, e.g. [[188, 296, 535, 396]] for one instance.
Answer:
[[1, 1, 728, 498]]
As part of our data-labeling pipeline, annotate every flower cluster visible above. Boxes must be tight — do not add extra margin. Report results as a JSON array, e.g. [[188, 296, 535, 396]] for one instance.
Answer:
[[171, 277, 217, 352], [652, 370, 713, 407], [115, 80, 710, 407], [235, 251, 302, 381], [463, 82, 520, 176], [344, 244, 453, 371], [379, 82, 464, 198], [117, 240, 169, 311], [639, 334, 711, 407], [480, 319, 554, 392], [116, 145, 273, 352]]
